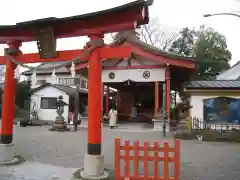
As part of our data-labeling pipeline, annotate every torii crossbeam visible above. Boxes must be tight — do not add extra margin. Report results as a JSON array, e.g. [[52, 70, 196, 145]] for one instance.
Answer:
[[0, 0, 152, 178]]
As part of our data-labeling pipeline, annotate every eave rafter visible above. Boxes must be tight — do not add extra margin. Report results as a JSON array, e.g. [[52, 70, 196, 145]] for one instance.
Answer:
[[125, 42, 196, 69]]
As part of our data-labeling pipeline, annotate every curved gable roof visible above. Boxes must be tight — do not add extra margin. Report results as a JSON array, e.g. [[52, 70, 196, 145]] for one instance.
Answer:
[[112, 30, 196, 69]]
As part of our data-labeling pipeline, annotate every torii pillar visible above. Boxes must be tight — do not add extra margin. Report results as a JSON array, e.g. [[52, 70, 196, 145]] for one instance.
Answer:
[[81, 34, 132, 179], [0, 41, 21, 163]]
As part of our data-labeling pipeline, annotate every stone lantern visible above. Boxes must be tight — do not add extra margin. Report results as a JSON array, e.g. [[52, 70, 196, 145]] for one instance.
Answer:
[[49, 95, 69, 132]]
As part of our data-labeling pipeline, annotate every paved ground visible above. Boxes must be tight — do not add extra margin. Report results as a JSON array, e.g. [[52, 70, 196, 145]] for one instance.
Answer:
[[0, 124, 240, 179]]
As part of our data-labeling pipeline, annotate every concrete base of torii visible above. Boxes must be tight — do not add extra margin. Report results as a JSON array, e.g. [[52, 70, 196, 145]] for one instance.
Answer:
[[0, 143, 25, 165], [0, 142, 25, 165], [0, 143, 15, 164], [80, 154, 108, 179]]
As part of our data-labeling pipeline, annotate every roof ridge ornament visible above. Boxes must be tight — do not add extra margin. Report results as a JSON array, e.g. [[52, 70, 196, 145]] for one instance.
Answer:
[[146, 0, 154, 6]]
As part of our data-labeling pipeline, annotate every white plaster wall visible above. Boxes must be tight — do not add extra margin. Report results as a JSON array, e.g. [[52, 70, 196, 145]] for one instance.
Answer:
[[30, 86, 69, 122], [190, 94, 240, 130], [31, 74, 88, 89], [102, 68, 165, 82]]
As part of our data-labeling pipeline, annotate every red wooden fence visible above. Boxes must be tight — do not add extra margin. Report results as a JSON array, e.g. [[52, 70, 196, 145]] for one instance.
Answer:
[[115, 138, 180, 180]]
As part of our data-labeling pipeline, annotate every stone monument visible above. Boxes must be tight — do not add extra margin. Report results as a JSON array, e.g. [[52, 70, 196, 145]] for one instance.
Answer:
[[152, 82, 169, 134], [49, 95, 69, 132], [153, 109, 169, 132]]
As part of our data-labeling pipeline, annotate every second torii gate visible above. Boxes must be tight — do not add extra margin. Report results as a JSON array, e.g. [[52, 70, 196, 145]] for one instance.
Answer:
[[0, 0, 152, 178]]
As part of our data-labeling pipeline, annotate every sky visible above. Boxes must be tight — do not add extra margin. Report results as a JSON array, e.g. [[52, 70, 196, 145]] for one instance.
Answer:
[[0, 0, 239, 76]]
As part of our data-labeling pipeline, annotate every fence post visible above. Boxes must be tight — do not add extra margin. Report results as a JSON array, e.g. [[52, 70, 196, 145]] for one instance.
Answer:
[[124, 140, 130, 178], [153, 141, 159, 179], [163, 141, 170, 179], [133, 140, 140, 178], [174, 139, 180, 180], [115, 138, 121, 180], [143, 141, 149, 178]]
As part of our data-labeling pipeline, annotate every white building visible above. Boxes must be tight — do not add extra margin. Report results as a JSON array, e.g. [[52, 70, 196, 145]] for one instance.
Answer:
[[22, 61, 115, 123], [22, 61, 89, 123], [185, 80, 240, 130], [30, 83, 88, 123], [22, 61, 88, 89], [216, 61, 240, 80]]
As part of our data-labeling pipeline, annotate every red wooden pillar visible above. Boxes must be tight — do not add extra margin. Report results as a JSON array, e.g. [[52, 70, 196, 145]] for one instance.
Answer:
[[116, 90, 119, 108], [165, 67, 171, 121], [101, 83, 104, 122], [174, 91, 177, 107], [87, 35, 102, 155], [106, 86, 109, 115], [154, 81, 159, 117], [1, 41, 21, 144]]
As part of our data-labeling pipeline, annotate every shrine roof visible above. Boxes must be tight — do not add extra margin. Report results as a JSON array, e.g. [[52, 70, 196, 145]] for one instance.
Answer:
[[184, 80, 240, 90], [32, 83, 87, 95], [15, 0, 149, 27], [22, 61, 70, 75], [0, 0, 151, 43], [113, 31, 196, 63]]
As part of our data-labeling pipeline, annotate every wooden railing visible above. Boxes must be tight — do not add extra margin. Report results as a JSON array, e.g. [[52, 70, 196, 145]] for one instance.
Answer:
[[115, 138, 180, 180]]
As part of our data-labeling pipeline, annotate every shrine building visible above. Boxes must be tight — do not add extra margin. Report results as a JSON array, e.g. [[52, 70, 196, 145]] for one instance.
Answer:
[[77, 30, 197, 122]]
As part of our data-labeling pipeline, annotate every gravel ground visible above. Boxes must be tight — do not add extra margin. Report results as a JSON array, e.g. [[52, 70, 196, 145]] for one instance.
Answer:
[[0, 124, 240, 180]]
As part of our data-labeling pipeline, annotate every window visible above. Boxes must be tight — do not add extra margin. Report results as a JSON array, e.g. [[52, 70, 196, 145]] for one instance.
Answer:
[[59, 78, 80, 85], [36, 80, 46, 85], [59, 78, 73, 85], [40, 97, 57, 109], [58, 77, 87, 88], [81, 79, 88, 89]]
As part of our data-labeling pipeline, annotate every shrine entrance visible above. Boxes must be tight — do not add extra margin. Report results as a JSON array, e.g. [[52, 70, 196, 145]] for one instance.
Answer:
[[75, 31, 196, 127], [104, 80, 161, 123], [114, 81, 157, 123]]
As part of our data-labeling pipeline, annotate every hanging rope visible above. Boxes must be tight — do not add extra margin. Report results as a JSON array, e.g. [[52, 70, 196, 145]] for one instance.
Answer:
[[4, 38, 105, 71]]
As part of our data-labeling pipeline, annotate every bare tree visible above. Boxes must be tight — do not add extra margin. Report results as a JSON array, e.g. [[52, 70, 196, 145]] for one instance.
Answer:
[[104, 33, 116, 44], [137, 17, 178, 50]]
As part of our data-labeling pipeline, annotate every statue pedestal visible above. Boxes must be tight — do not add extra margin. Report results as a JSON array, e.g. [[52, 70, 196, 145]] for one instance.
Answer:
[[49, 115, 69, 132], [152, 119, 170, 132], [152, 110, 169, 132]]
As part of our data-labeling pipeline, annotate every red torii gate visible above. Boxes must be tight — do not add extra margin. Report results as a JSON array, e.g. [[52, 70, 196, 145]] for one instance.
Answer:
[[0, 0, 152, 178]]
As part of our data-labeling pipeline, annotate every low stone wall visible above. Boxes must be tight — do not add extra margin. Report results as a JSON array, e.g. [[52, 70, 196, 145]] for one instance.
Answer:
[[175, 129, 240, 142]]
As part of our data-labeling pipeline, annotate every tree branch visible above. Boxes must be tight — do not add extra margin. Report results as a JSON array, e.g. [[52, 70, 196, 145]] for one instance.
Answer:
[[138, 17, 178, 50]]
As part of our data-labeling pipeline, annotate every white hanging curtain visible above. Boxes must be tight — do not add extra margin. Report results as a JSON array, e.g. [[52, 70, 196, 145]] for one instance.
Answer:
[[71, 61, 76, 77], [51, 68, 58, 84], [31, 69, 37, 87], [14, 65, 21, 80]]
